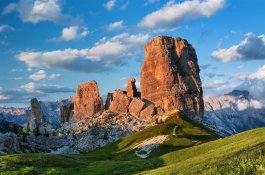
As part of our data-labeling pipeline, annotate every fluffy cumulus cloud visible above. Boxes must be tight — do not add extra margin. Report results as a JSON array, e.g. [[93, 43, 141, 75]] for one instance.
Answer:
[[17, 33, 149, 72], [237, 65, 265, 101], [237, 99, 263, 111], [138, 0, 225, 29], [29, 70, 60, 81], [1, 0, 82, 25], [104, 0, 116, 10], [51, 26, 89, 41], [212, 33, 265, 62], [107, 20, 124, 31]]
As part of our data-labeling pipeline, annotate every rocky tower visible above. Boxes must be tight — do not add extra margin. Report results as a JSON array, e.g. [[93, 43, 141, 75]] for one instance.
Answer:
[[140, 36, 204, 117], [126, 78, 138, 98], [73, 81, 103, 121], [26, 98, 46, 132], [60, 103, 74, 124]]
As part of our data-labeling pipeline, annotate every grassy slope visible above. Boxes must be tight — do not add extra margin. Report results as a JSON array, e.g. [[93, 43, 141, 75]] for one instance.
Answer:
[[0, 113, 264, 175]]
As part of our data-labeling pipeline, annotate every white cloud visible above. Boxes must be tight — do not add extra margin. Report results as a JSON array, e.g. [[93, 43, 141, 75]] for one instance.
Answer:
[[212, 33, 265, 62], [20, 82, 73, 93], [138, 0, 225, 29], [20, 82, 40, 93], [13, 77, 24, 80], [237, 99, 263, 111], [119, 1, 129, 10], [0, 24, 14, 32], [1, 3, 17, 15], [203, 79, 240, 97], [29, 70, 60, 81], [144, 0, 160, 6], [250, 100, 263, 109], [29, 70, 46, 81], [203, 80, 226, 89], [17, 33, 149, 72], [2, 0, 81, 25], [237, 65, 265, 100], [0, 83, 73, 103], [246, 65, 265, 80], [10, 68, 23, 72], [0, 94, 10, 100], [107, 20, 124, 31], [104, 0, 116, 11], [52, 26, 89, 41], [48, 73, 60, 80]]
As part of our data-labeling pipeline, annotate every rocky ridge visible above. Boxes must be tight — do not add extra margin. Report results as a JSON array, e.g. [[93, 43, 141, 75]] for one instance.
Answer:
[[0, 36, 205, 154], [63, 36, 204, 125]]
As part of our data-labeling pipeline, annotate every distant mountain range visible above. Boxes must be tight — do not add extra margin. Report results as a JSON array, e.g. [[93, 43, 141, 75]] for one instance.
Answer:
[[0, 98, 73, 129], [204, 90, 265, 136]]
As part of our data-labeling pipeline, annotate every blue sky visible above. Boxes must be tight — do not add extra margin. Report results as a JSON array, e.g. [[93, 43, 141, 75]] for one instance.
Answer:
[[0, 0, 264, 107]]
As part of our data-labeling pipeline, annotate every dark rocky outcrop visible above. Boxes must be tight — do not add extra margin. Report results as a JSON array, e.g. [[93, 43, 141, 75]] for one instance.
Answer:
[[25, 98, 46, 133], [60, 103, 74, 124], [105, 93, 113, 110], [140, 36, 204, 117]]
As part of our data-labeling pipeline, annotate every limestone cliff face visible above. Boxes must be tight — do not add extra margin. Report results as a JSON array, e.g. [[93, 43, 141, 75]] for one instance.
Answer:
[[25, 98, 46, 133], [140, 36, 204, 117], [72, 81, 103, 121]]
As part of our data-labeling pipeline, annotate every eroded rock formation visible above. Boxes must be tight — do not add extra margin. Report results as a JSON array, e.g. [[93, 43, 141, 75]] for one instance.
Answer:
[[60, 103, 74, 124], [105, 93, 113, 110], [73, 81, 103, 121], [109, 90, 131, 114], [126, 78, 139, 98], [25, 98, 46, 133], [140, 36, 204, 117], [69, 36, 204, 123]]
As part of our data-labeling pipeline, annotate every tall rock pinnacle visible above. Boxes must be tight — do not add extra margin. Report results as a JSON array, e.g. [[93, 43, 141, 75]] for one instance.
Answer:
[[72, 81, 103, 121], [24, 98, 46, 133], [126, 78, 138, 98], [140, 36, 204, 117]]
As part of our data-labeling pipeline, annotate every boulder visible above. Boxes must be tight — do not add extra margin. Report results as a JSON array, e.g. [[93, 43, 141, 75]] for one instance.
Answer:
[[126, 78, 139, 98], [60, 103, 74, 124], [129, 98, 146, 117], [140, 36, 204, 117], [109, 90, 131, 114], [139, 104, 156, 121], [73, 81, 103, 121]]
